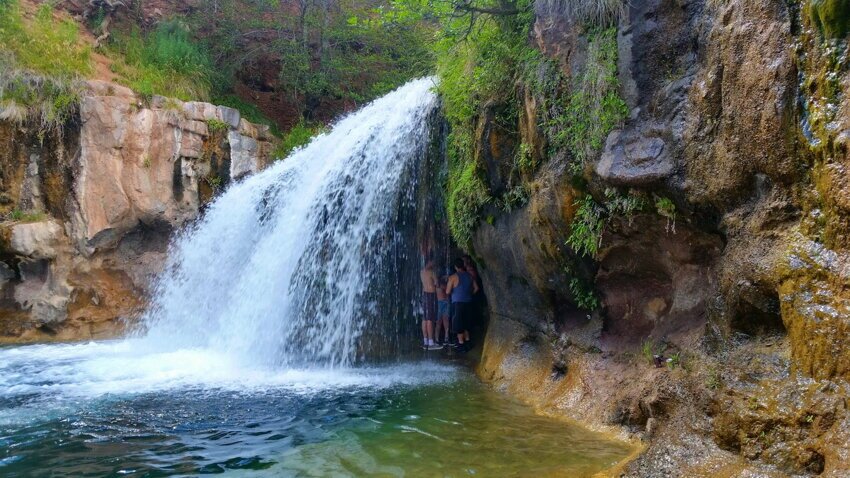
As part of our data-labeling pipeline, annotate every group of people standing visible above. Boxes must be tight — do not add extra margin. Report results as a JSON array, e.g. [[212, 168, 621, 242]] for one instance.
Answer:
[[420, 255, 482, 352]]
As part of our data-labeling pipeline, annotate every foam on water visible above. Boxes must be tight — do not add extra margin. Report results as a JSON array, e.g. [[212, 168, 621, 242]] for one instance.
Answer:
[[0, 339, 457, 428]]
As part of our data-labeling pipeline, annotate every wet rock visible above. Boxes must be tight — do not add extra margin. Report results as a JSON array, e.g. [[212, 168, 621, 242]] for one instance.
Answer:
[[596, 131, 672, 186]]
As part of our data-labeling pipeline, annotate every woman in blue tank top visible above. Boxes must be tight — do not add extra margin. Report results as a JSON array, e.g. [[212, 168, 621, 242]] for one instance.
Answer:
[[446, 258, 478, 351]]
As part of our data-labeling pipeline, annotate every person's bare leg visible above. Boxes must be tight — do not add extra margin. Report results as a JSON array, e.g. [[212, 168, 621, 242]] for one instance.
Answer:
[[426, 320, 434, 344], [421, 320, 428, 346]]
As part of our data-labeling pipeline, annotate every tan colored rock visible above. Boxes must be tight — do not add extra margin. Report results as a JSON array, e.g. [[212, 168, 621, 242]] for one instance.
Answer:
[[0, 80, 273, 342], [10, 220, 64, 259]]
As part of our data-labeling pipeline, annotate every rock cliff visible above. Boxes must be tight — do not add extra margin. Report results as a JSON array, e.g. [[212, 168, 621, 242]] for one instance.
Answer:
[[0, 80, 273, 342], [469, 0, 850, 475]]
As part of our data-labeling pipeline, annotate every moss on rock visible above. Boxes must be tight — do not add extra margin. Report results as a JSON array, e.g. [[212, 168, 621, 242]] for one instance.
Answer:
[[807, 0, 850, 39]]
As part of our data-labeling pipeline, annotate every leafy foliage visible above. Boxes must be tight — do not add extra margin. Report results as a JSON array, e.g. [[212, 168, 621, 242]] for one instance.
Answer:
[[190, 0, 432, 119], [604, 188, 647, 225], [431, 0, 538, 249], [569, 277, 599, 310], [567, 195, 604, 258]]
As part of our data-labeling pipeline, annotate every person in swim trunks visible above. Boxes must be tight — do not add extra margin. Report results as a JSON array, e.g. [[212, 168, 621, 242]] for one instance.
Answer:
[[435, 275, 451, 345], [419, 259, 442, 350]]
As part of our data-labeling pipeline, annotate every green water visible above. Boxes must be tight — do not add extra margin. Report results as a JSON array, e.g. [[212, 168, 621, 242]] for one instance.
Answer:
[[0, 341, 632, 477], [278, 375, 632, 477]]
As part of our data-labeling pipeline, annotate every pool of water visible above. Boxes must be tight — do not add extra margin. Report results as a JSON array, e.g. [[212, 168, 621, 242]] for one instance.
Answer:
[[0, 341, 632, 477]]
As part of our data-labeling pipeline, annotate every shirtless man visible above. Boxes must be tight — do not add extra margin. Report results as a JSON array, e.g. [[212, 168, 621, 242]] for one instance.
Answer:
[[419, 259, 442, 350]]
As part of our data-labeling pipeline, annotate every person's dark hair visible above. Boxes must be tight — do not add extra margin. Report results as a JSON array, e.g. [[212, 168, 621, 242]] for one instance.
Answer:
[[453, 258, 465, 271]]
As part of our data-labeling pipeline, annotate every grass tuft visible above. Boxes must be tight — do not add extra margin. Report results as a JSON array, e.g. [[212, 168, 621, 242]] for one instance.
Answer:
[[108, 20, 217, 101], [537, 0, 624, 29]]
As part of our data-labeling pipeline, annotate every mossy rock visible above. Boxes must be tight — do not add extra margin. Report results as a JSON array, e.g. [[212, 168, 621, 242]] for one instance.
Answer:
[[807, 0, 850, 39]]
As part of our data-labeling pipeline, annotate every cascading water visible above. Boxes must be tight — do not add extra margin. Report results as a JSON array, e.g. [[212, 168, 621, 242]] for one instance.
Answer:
[[0, 78, 635, 477], [139, 77, 440, 367]]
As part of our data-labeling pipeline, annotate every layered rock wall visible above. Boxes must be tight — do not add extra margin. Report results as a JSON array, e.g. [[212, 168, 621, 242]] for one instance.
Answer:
[[471, 0, 850, 475], [0, 80, 273, 342]]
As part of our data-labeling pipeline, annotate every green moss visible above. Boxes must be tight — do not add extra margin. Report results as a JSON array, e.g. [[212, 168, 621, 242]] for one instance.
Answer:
[[447, 160, 492, 250], [8, 209, 45, 223], [806, 0, 850, 39]]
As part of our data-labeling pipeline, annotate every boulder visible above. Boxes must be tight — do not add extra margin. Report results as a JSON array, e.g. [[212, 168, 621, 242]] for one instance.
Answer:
[[10, 220, 65, 259]]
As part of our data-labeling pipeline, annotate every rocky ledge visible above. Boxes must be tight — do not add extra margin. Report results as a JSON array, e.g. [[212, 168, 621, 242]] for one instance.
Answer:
[[0, 80, 273, 342]]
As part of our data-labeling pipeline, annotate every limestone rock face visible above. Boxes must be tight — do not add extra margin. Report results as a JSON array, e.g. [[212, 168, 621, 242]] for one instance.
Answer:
[[0, 81, 274, 343]]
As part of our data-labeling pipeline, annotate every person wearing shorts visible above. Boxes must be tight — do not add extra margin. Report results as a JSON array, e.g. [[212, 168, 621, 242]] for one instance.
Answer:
[[419, 259, 441, 350], [445, 258, 478, 351], [435, 276, 451, 345]]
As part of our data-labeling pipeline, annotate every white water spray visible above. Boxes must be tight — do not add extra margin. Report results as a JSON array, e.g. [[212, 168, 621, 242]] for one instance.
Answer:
[[139, 77, 439, 367]]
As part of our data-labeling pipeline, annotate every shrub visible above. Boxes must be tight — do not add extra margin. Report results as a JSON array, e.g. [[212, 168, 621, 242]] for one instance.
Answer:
[[537, 0, 624, 28], [206, 118, 229, 134]]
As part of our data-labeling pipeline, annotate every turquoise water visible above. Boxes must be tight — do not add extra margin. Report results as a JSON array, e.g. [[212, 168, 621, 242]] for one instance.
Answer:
[[0, 342, 631, 477]]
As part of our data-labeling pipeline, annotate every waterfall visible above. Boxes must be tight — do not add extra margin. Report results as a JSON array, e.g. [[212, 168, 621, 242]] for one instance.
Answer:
[[137, 78, 440, 368]]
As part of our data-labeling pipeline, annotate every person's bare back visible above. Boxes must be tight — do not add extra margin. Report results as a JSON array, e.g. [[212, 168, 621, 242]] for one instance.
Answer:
[[420, 261, 437, 293]]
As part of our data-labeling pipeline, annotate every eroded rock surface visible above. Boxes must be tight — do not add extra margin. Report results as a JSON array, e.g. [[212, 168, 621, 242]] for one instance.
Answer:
[[471, 0, 850, 476], [0, 81, 273, 342]]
